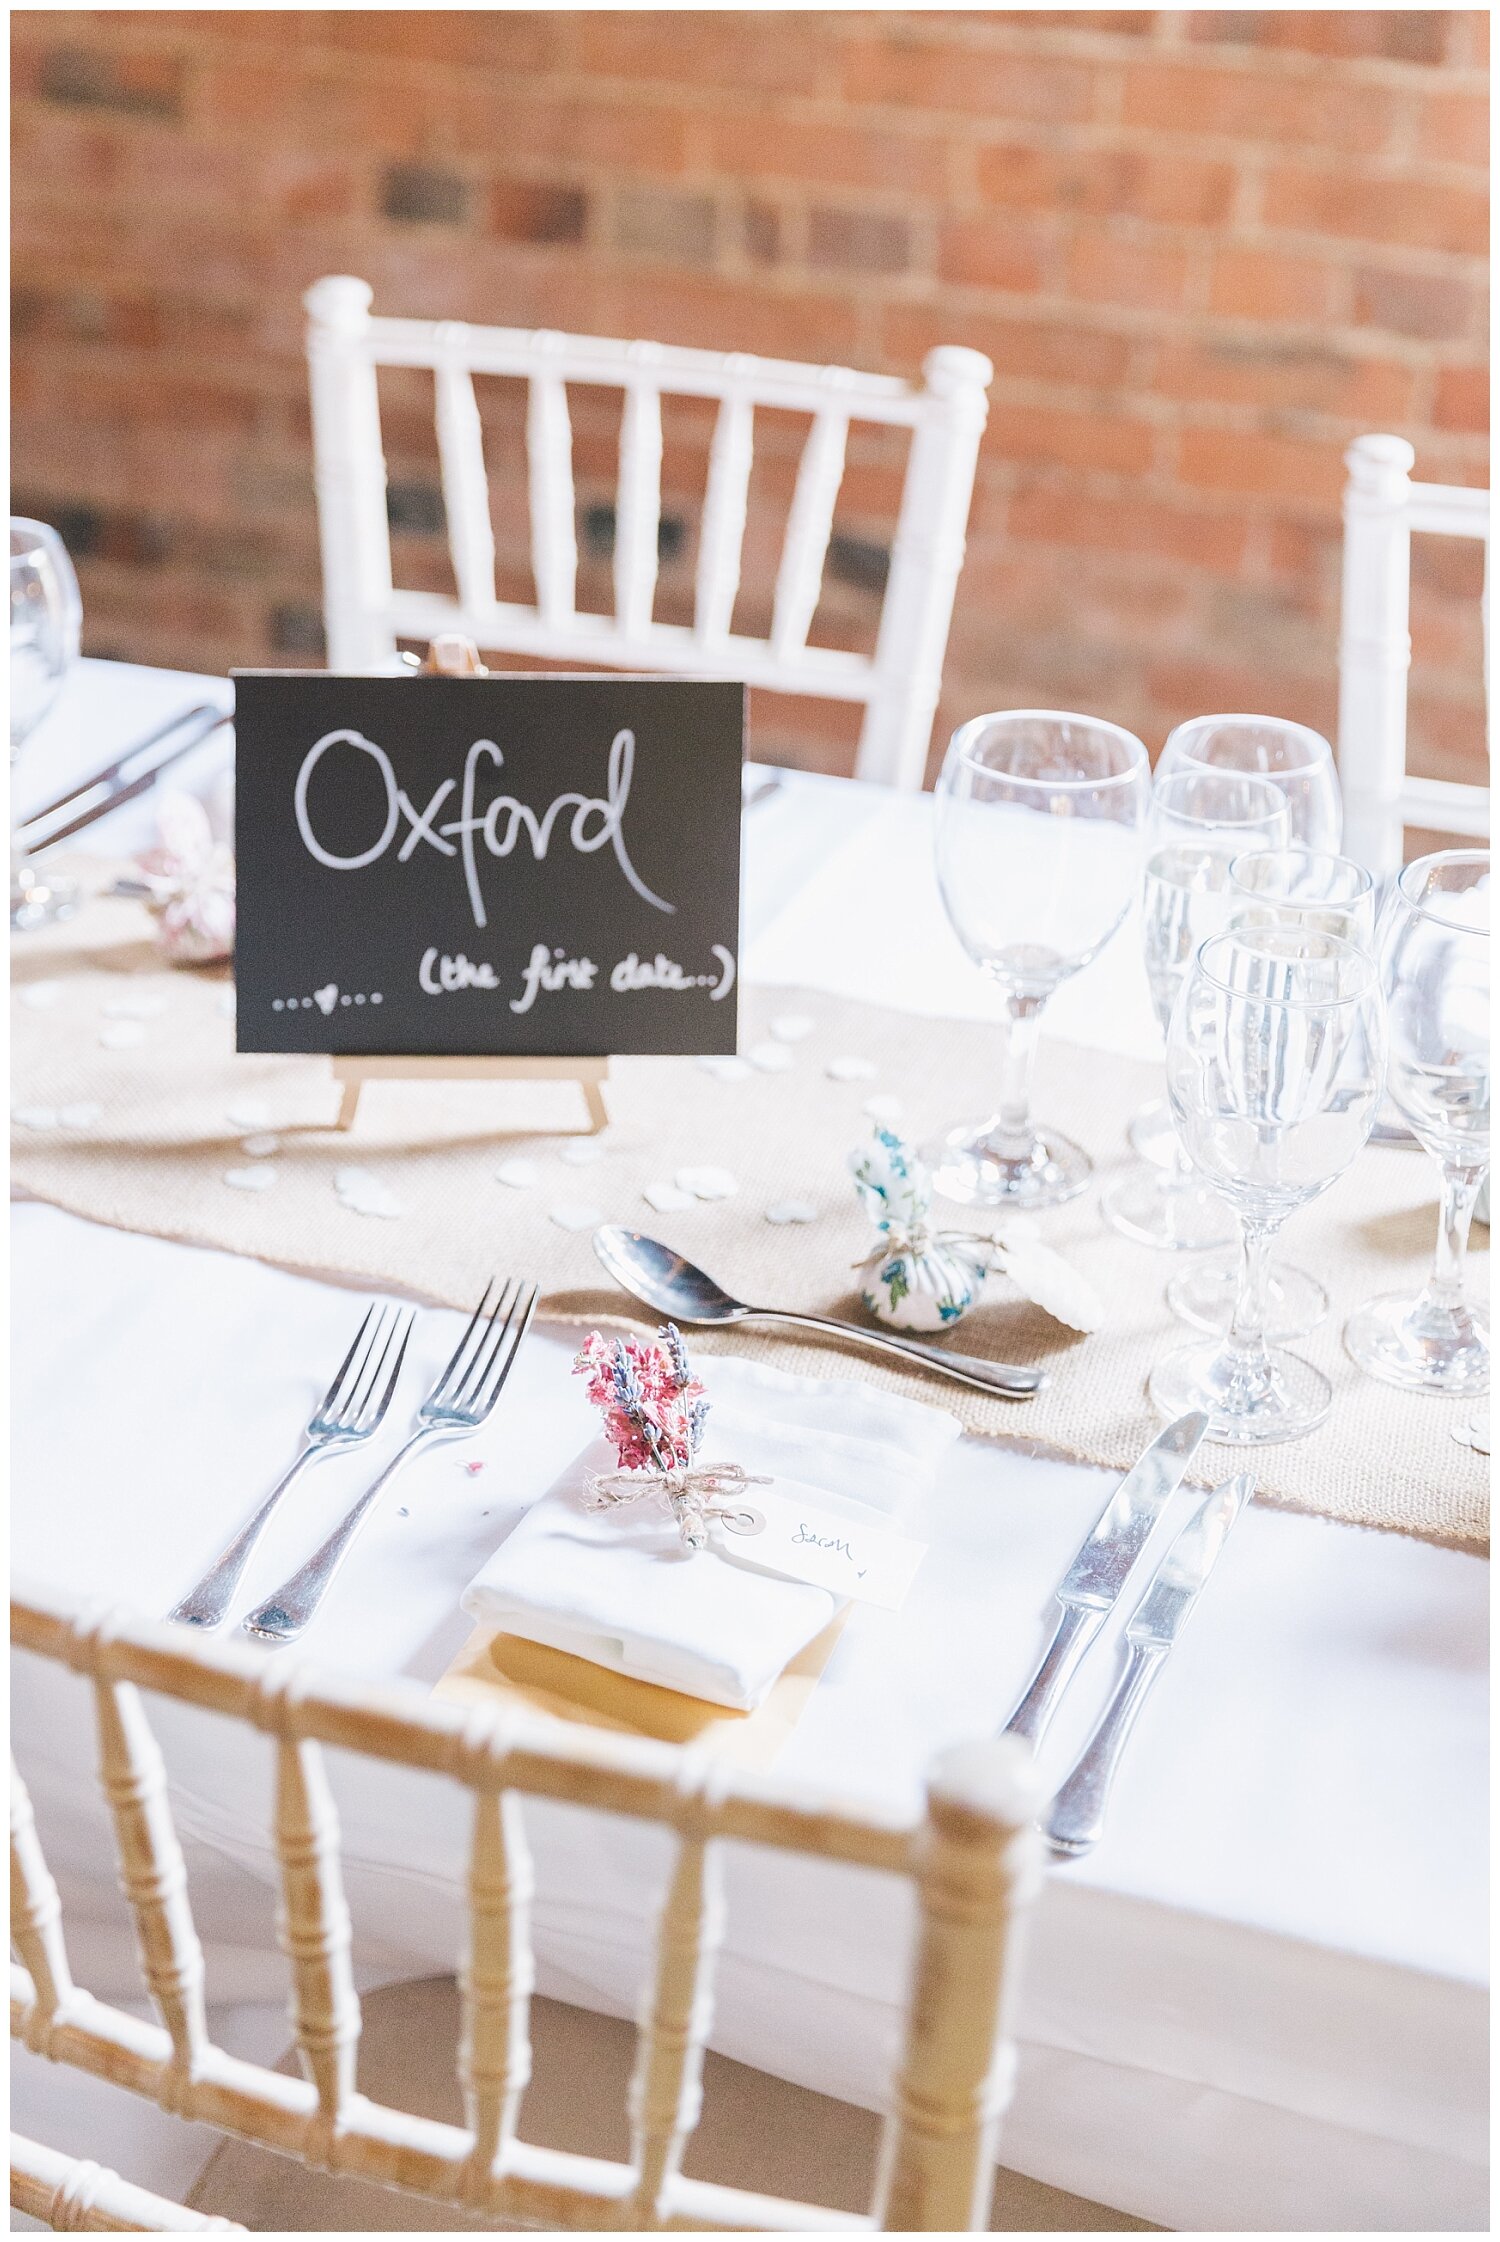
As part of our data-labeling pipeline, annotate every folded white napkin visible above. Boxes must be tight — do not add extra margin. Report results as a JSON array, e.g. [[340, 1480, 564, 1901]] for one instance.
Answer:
[[461, 1355, 962, 1710]]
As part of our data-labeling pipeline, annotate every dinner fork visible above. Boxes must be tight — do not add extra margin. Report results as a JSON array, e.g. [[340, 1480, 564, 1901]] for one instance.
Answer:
[[167, 1304, 413, 1631], [242, 1278, 539, 1646]]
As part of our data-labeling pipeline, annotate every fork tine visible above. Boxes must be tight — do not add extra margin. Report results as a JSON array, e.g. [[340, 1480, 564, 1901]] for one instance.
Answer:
[[430, 1281, 499, 1405], [361, 1310, 414, 1433], [473, 1282, 539, 1420], [320, 1304, 378, 1418], [447, 1279, 518, 1411], [340, 1305, 395, 1424], [348, 1306, 403, 1426]]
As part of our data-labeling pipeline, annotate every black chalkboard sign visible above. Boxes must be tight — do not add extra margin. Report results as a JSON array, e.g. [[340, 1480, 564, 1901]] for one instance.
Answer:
[[233, 673, 744, 1057]]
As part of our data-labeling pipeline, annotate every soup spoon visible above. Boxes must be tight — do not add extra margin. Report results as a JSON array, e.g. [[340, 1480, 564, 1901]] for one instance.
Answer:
[[593, 1227, 1047, 1400]]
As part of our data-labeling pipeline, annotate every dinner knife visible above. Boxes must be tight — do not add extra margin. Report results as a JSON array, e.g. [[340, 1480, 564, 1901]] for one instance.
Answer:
[[1045, 1473, 1253, 1860], [999, 1411, 1209, 1746]]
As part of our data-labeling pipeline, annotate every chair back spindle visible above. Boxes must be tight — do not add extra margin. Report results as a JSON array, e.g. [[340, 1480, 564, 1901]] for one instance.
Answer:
[[303, 277, 991, 790]]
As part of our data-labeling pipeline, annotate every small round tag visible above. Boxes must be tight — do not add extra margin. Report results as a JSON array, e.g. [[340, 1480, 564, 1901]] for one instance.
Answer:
[[718, 1506, 766, 1537]]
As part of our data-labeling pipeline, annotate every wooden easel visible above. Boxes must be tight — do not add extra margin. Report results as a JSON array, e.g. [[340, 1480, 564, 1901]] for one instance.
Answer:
[[329, 634, 611, 1135]]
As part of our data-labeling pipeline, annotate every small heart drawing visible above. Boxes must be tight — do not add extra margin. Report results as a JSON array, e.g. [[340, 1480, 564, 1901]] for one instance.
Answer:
[[313, 982, 339, 1016]]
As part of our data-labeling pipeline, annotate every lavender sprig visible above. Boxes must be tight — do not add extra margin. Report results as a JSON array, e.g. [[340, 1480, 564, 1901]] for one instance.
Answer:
[[661, 1321, 693, 1392]]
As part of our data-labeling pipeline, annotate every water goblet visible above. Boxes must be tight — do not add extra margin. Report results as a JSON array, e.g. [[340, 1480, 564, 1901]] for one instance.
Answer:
[[1150, 928, 1385, 1444], [1166, 848, 1377, 1339], [1101, 769, 1289, 1251], [11, 517, 82, 929], [1344, 850, 1489, 1397], [1128, 712, 1342, 1166], [927, 710, 1150, 1210]]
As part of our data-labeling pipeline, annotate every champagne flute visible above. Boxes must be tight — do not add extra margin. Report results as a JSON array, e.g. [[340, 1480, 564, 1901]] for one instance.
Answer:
[[1166, 847, 1377, 1338], [11, 517, 82, 929], [1129, 712, 1342, 1166], [1151, 927, 1385, 1444], [928, 709, 1149, 1209], [1345, 850, 1489, 1397], [1102, 769, 1289, 1251]]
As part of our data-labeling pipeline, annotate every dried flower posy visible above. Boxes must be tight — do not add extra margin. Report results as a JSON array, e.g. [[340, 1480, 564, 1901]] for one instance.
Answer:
[[573, 1324, 765, 1550]]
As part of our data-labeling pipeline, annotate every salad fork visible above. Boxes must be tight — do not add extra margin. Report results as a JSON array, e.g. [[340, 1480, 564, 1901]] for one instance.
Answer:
[[167, 1303, 413, 1631], [243, 1278, 538, 1646]]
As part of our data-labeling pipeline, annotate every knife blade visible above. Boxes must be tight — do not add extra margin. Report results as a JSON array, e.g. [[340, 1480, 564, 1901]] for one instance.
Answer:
[[999, 1411, 1208, 1746], [1045, 1472, 1253, 1860]]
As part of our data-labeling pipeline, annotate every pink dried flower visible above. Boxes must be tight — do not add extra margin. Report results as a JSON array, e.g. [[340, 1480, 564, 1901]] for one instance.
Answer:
[[573, 1327, 707, 1472]]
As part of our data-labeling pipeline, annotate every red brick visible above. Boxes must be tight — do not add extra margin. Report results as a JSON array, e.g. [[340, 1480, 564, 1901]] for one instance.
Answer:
[[576, 11, 831, 95], [807, 205, 911, 276], [1210, 244, 1341, 321], [1177, 426, 1346, 506], [1186, 11, 1449, 66], [1433, 365, 1489, 433], [1264, 165, 1489, 257], [937, 216, 1048, 295], [1414, 90, 1490, 172], [987, 402, 1155, 474], [1353, 263, 1479, 342], [884, 303, 1133, 390], [1007, 481, 1249, 573], [977, 142, 1235, 225], [1067, 227, 1191, 311], [488, 181, 589, 247], [706, 112, 949, 198], [1122, 59, 1396, 155], [1153, 338, 1415, 420], [841, 36, 1094, 122]]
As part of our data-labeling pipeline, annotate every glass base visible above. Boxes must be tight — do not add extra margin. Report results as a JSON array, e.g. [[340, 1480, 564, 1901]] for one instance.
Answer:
[[1344, 1289, 1490, 1398], [1167, 1255, 1329, 1341], [1100, 1164, 1236, 1252], [1151, 1336, 1333, 1445], [927, 1119, 1092, 1211], [12, 854, 78, 931], [1127, 1097, 1178, 1168]]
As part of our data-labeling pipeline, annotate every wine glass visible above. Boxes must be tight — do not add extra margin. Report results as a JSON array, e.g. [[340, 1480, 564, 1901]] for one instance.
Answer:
[[1128, 712, 1342, 1167], [1345, 850, 1489, 1397], [928, 710, 1149, 1209], [1151, 927, 1385, 1444], [1166, 848, 1378, 1338], [1101, 769, 1290, 1251], [11, 517, 82, 929]]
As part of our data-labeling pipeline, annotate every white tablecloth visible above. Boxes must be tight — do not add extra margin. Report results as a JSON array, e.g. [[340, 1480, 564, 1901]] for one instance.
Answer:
[[11, 662, 1488, 2232]]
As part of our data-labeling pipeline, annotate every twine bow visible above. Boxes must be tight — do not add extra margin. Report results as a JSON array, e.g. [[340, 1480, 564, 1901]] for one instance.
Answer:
[[587, 1460, 771, 1551]]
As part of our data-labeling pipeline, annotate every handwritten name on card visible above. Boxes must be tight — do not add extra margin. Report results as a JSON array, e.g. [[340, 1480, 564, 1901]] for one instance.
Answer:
[[233, 674, 744, 1059], [721, 1483, 928, 1611]]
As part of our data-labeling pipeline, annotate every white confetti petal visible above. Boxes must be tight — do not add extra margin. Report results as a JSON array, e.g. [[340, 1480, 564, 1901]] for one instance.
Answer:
[[748, 1040, 794, 1073], [644, 1181, 695, 1213], [333, 1166, 404, 1220], [495, 1158, 538, 1190], [548, 1200, 604, 1232], [12, 1105, 58, 1131], [18, 981, 61, 1010], [102, 992, 168, 1020], [240, 1133, 279, 1158], [994, 1239, 1104, 1333], [676, 1165, 738, 1201], [770, 1013, 814, 1043], [99, 1021, 145, 1051], [223, 1165, 276, 1194], [59, 1102, 103, 1131], [826, 1055, 877, 1082], [863, 1094, 903, 1123], [225, 1098, 271, 1131], [765, 1199, 818, 1225], [696, 1054, 752, 1082], [559, 1138, 604, 1166]]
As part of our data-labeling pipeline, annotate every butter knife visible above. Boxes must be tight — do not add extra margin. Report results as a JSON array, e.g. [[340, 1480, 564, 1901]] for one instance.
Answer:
[[999, 1412, 1209, 1746], [1045, 1472, 1253, 1860]]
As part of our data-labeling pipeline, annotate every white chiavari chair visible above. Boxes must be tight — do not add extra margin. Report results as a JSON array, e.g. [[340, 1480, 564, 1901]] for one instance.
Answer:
[[1337, 432, 1490, 872], [304, 276, 992, 792], [11, 1587, 1041, 2234]]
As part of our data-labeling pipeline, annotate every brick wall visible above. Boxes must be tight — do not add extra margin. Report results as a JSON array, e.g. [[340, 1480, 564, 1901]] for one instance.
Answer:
[[11, 8, 1489, 786]]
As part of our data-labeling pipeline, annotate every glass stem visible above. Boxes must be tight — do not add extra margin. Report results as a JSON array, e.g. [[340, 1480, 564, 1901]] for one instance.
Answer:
[[1221, 1213, 1281, 1394], [1427, 1163, 1484, 1314], [992, 993, 1044, 1153]]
